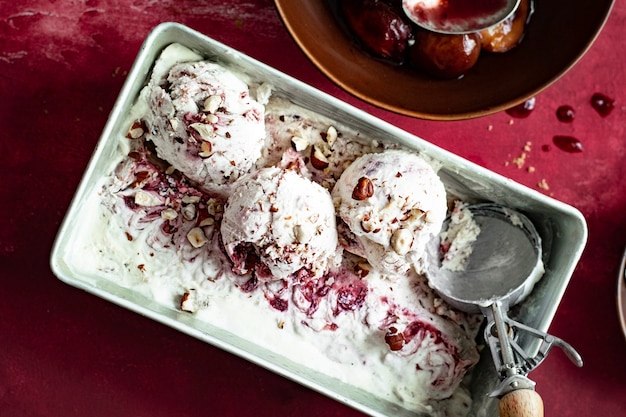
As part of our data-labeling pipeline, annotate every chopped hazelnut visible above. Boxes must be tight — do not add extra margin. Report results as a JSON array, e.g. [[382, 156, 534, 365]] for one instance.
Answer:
[[182, 204, 197, 221], [190, 123, 215, 140], [160, 208, 178, 220], [291, 136, 309, 152], [325, 126, 338, 147], [352, 177, 374, 200], [187, 227, 208, 248], [199, 141, 213, 158], [310, 145, 330, 169], [203, 95, 222, 113], [391, 228, 413, 256]]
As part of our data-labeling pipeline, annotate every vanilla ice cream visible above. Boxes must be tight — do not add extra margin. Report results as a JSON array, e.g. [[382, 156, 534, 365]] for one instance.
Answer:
[[221, 165, 340, 280], [332, 149, 448, 276], [141, 44, 266, 196], [68, 43, 485, 417], [440, 201, 481, 271]]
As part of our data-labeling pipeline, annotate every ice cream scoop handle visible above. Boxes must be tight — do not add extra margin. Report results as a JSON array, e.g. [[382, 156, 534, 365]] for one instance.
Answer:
[[499, 389, 544, 417]]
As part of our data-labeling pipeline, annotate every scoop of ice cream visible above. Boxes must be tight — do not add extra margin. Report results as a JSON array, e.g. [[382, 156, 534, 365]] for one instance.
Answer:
[[143, 55, 266, 196], [440, 201, 480, 272], [332, 149, 447, 275], [221, 166, 339, 280]]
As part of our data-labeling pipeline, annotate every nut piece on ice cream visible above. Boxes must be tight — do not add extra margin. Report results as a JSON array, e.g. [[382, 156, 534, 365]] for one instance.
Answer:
[[143, 49, 266, 195], [332, 149, 447, 275], [221, 167, 339, 280]]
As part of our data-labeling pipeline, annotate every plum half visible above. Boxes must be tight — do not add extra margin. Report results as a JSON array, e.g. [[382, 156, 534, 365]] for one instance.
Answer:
[[340, 0, 413, 63]]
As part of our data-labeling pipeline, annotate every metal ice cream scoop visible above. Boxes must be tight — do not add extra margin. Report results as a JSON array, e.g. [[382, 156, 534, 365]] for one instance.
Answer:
[[403, 0, 521, 34], [425, 203, 583, 417]]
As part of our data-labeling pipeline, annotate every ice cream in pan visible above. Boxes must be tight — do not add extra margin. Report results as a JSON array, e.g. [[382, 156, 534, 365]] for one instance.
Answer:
[[81, 43, 501, 416]]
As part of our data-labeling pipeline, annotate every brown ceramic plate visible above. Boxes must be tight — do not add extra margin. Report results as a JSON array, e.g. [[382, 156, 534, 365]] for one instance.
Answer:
[[275, 0, 614, 120], [618, 247, 626, 341]]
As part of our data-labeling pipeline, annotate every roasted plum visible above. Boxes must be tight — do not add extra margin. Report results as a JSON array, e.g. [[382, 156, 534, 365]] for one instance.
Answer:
[[480, 0, 532, 53], [340, 0, 413, 63], [335, 0, 532, 79], [409, 31, 482, 79]]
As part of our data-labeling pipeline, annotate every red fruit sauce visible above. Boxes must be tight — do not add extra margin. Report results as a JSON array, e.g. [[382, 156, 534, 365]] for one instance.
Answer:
[[556, 105, 575, 122], [553, 136, 583, 153], [407, 0, 508, 25], [505, 97, 536, 118], [590, 92, 615, 117]]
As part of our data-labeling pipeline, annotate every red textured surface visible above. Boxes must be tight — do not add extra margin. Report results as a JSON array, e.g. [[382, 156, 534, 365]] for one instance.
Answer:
[[1, 1, 625, 416]]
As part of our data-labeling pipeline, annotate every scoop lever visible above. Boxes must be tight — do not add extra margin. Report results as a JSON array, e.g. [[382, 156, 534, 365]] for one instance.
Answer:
[[485, 313, 583, 378]]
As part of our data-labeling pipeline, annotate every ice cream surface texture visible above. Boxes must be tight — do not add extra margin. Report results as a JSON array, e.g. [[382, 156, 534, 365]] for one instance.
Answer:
[[440, 201, 481, 272], [333, 149, 448, 276], [221, 166, 340, 280], [142, 44, 266, 196], [68, 43, 487, 417]]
